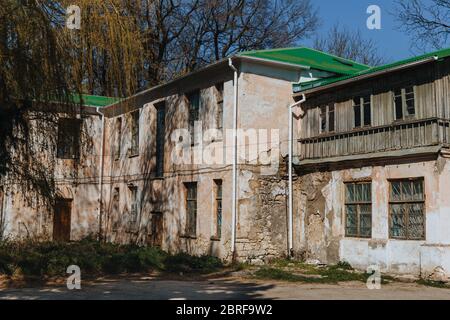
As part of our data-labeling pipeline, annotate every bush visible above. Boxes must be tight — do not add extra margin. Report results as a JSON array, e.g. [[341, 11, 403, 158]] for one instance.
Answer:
[[164, 253, 223, 273]]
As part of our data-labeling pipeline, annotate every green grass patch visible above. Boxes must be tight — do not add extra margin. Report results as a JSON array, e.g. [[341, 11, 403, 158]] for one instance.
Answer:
[[417, 279, 450, 289]]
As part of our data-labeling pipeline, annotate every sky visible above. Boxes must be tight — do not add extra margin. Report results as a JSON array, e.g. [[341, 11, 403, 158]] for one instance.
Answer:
[[303, 0, 436, 63]]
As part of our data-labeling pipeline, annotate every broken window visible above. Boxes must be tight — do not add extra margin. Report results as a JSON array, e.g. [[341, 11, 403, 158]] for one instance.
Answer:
[[215, 83, 224, 131], [185, 182, 197, 237], [114, 117, 122, 160], [389, 178, 425, 240], [155, 102, 166, 178], [394, 87, 415, 121], [320, 104, 335, 133], [57, 118, 81, 159], [129, 111, 139, 156], [214, 180, 222, 238], [345, 182, 372, 238], [353, 96, 371, 128], [187, 91, 200, 145]]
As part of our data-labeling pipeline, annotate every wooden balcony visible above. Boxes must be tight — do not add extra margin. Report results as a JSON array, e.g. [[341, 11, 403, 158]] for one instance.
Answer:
[[297, 118, 450, 163]]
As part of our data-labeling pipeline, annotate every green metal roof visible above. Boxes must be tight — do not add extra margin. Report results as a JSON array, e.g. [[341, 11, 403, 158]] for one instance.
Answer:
[[70, 94, 120, 107], [294, 47, 450, 93], [238, 47, 371, 75]]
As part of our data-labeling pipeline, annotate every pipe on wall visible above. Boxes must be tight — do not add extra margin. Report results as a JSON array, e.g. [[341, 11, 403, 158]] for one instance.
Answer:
[[288, 94, 306, 257], [96, 107, 106, 241]]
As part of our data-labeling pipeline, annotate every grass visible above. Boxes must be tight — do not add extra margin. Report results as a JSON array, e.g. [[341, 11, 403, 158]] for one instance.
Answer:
[[0, 238, 223, 280], [417, 279, 450, 289]]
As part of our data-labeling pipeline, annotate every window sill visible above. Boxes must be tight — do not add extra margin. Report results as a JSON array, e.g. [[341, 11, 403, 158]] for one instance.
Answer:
[[128, 154, 139, 159], [210, 236, 221, 241]]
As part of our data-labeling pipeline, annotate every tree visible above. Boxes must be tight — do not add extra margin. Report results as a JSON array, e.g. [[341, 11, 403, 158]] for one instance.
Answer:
[[313, 24, 386, 66], [394, 0, 450, 51]]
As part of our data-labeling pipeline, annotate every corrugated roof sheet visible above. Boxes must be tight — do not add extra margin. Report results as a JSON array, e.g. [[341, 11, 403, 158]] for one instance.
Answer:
[[294, 47, 450, 93], [70, 94, 121, 107], [238, 47, 371, 75]]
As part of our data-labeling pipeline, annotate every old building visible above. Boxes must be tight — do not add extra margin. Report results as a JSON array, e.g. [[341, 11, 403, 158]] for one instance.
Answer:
[[1, 46, 450, 279], [292, 48, 450, 279]]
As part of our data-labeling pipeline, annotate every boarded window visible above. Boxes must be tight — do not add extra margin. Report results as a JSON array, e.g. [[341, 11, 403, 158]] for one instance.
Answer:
[[130, 111, 139, 156], [345, 182, 372, 238], [187, 91, 200, 144], [394, 87, 415, 120], [320, 104, 335, 133], [215, 83, 224, 131], [57, 118, 81, 159], [155, 102, 166, 178], [114, 117, 122, 160], [389, 178, 425, 240], [214, 180, 222, 238], [185, 182, 197, 237], [353, 96, 371, 128]]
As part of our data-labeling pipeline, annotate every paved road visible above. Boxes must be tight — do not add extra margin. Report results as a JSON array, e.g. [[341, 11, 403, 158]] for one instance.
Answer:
[[1, 276, 450, 300]]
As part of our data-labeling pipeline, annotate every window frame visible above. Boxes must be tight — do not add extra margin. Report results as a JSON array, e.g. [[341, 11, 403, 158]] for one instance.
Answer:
[[213, 179, 223, 239], [344, 181, 372, 238], [187, 90, 200, 146], [129, 110, 140, 157], [319, 104, 335, 134], [353, 95, 372, 128], [184, 182, 198, 237], [114, 117, 122, 161], [155, 102, 166, 178], [56, 118, 82, 160], [393, 86, 416, 121], [129, 185, 138, 224], [215, 83, 224, 132], [388, 178, 426, 240]]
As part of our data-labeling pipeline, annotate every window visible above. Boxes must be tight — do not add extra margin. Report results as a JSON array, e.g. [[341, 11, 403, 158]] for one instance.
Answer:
[[187, 91, 200, 144], [353, 96, 371, 128], [394, 87, 415, 120], [389, 179, 425, 240], [320, 104, 335, 133], [213, 180, 222, 238], [129, 186, 138, 224], [112, 187, 120, 231], [215, 84, 224, 131], [57, 118, 81, 159], [0, 186, 4, 229], [345, 182, 372, 238], [155, 103, 166, 178], [129, 111, 139, 156], [114, 117, 122, 160], [185, 182, 197, 237]]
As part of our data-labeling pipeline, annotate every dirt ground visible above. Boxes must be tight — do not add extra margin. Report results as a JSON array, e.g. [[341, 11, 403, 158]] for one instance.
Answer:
[[1, 275, 450, 300]]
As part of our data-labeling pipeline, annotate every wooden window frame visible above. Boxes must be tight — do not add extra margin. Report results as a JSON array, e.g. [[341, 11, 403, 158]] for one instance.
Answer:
[[155, 102, 166, 178], [57, 118, 82, 160], [393, 86, 416, 121], [129, 111, 140, 157], [184, 182, 198, 237], [212, 179, 223, 240], [388, 178, 426, 240], [187, 90, 200, 146], [353, 95, 372, 128], [345, 181, 372, 238], [114, 117, 122, 161], [319, 104, 335, 134]]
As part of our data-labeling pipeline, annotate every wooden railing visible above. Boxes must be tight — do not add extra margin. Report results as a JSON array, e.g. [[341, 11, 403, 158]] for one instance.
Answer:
[[298, 118, 450, 160]]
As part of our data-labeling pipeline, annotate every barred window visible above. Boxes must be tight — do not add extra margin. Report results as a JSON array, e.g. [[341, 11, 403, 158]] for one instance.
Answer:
[[345, 182, 372, 238], [185, 182, 197, 237], [389, 179, 425, 240], [57, 118, 81, 159]]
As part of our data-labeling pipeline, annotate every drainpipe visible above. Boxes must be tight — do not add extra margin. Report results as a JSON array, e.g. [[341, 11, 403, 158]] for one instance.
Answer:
[[96, 107, 106, 241], [288, 94, 306, 257], [228, 58, 238, 257]]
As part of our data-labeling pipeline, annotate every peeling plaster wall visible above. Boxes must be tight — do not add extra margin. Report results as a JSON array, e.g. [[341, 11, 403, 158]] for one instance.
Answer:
[[294, 157, 450, 278]]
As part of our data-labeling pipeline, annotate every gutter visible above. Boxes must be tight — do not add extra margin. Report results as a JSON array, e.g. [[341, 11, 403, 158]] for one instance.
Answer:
[[288, 94, 306, 257], [294, 56, 439, 97], [228, 58, 239, 259], [96, 107, 106, 241]]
